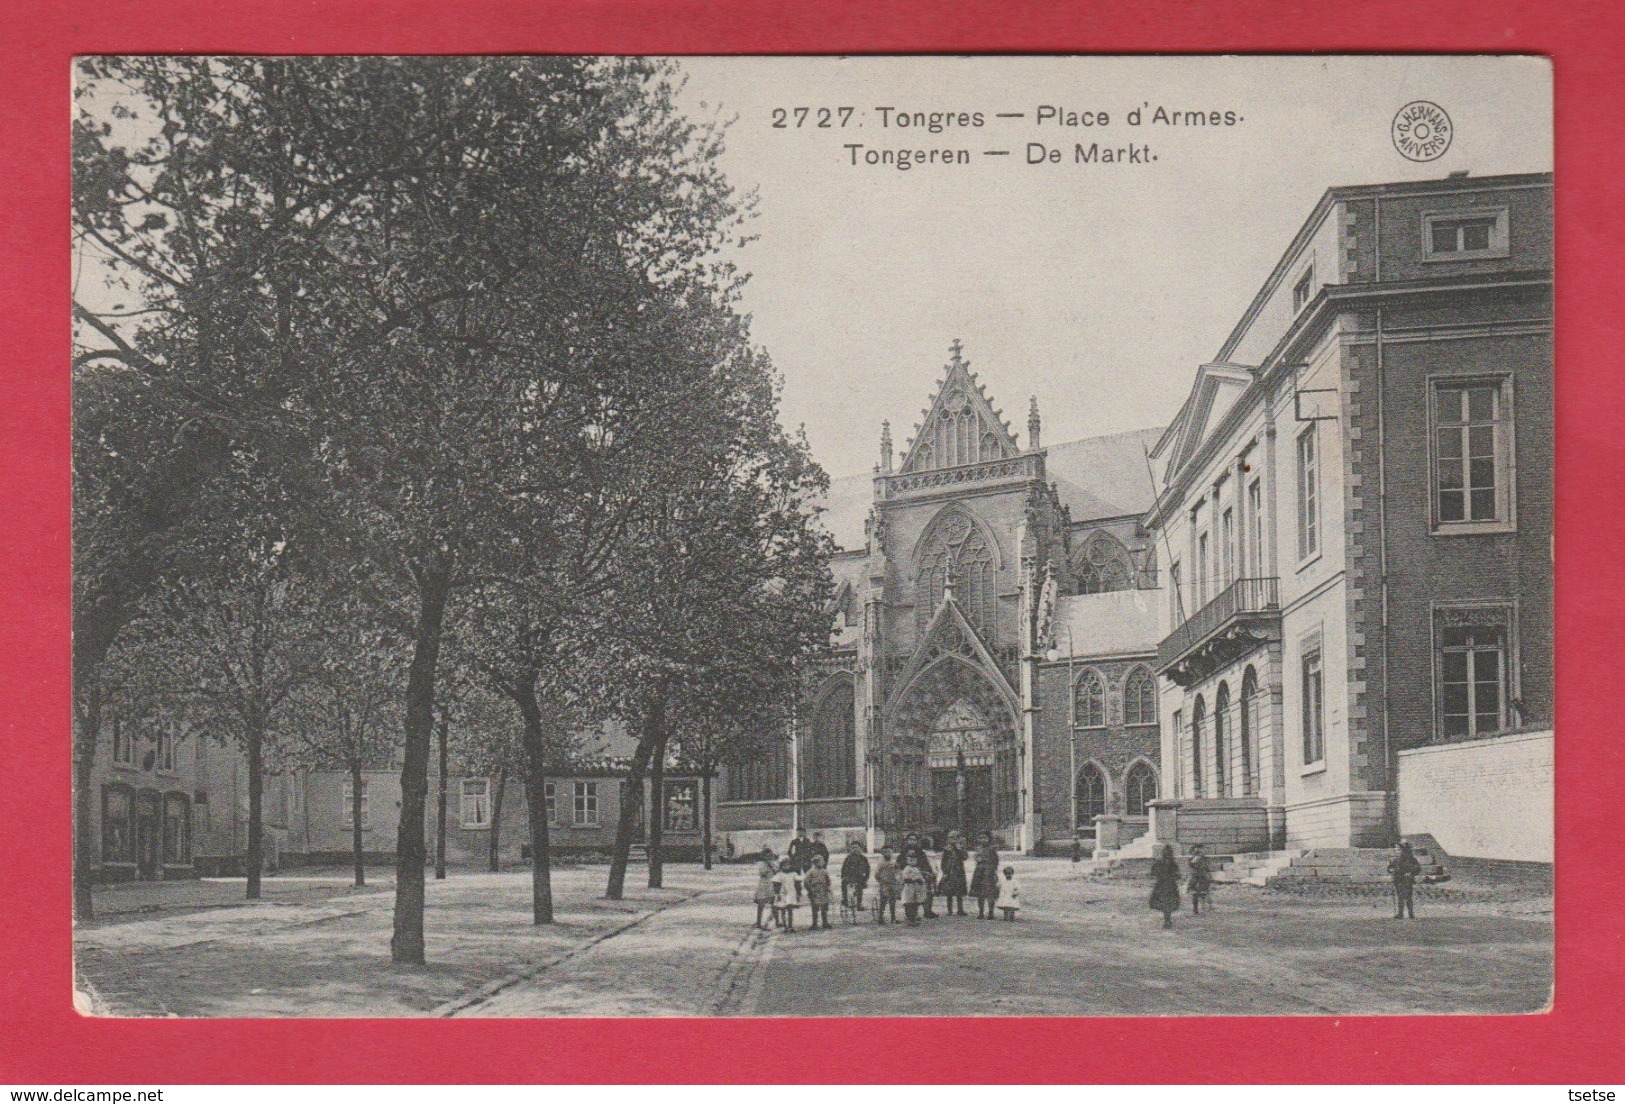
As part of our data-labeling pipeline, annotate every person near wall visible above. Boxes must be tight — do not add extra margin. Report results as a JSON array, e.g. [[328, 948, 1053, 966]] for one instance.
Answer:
[[840, 839, 871, 910], [1388, 839, 1423, 919], [810, 831, 830, 870], [874, 846, 901, 925], [937, 831, 969, 916], [970, 833, 1000, 919], [1150, 844, 1182, 930], [787, 827, 814, 873]]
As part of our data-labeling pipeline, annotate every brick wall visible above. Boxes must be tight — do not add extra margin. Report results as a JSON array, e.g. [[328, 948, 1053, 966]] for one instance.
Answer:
[[1033, 657, 1161, 844], [1397, 729, 1552, 862]]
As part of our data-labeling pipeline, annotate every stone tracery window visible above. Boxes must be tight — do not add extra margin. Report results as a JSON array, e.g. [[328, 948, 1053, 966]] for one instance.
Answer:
[[802, 677, 857, 799], [1075, 531, 1135, 594], [1075, 669, 1107, 728], [916, 509, 999, 642], [1124, 666, 1157, 727]]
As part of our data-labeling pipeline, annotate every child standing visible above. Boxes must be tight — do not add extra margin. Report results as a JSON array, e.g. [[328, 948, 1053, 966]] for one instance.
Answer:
[[1187, 843, 1214, 915], [840, 839, 871, 912], [804, 854, 833, 930], [970, 833, 1000, 919], [874, 846, 900, 924], [900, 857, 928, 926], [752, 847, 777, 930], [771, 857, 802, 931], [997, 865, 1021, 920]]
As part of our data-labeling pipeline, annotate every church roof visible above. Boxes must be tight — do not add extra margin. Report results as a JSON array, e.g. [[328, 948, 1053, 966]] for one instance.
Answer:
[[1049, 589, 1161, 660], [815, 425, 1167, 553]]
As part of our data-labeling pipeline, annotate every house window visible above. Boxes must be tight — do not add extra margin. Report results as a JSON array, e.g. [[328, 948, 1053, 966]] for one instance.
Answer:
[[1440, 624, 1507, 739], [544, 781, 556, 825], [461, 779, 491, 829], [111, 717, 133, 768], [342, 777, 369, 828], [1433, 378, 1512, 529], [101, 785, 133, 864], [1301, 649, 1325, 766], [162, 794, 190, 865], [573, 781, 599, 826], [1221, 507, 1236, 589], [1124, 667, 1157, 727], [1076, 670, 1107, 728], [1190, 696, 1206, 796], [1424, 208, 1508, 259], [1214, 682, 1231, 797], [1296, 426, 1319, 562], [1171, 709, 1183, 797], [155, 725, 176, 773], [1169, 562, 1183, 620], [1293, 264, 1315, 312], [1125, 762, 1158, 817], [1247, 480, 1264, 577], [665, 781, 697, 832]]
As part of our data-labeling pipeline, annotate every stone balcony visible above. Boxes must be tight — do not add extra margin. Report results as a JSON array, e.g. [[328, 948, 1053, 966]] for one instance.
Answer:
[[1157, 576, 1280, 687]]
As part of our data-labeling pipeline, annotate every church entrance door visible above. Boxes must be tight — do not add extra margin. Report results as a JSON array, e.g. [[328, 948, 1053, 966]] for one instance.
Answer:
[[930, 764, 993, 843]]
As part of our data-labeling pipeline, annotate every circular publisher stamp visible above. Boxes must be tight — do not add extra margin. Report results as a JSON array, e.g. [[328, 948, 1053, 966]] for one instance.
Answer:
[[1392, 101, 1453, 162]]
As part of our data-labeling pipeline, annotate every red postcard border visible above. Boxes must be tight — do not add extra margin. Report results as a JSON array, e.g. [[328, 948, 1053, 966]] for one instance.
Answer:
[[3, 0, 1621, 1084]]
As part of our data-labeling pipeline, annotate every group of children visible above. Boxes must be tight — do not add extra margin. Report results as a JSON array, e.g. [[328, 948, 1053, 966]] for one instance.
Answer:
[[752, 832, 1021, 931]]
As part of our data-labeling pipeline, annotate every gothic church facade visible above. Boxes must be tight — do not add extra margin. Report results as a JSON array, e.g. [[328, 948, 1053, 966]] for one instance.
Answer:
[[719, 344, 1167, 855]]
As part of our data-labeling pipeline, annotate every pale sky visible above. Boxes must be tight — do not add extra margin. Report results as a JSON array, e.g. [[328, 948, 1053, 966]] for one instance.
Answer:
[[676, 55, 1552, 479]]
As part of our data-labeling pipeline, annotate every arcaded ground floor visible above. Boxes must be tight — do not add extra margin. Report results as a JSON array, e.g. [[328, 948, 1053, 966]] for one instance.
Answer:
[[74, 857, 1551, 1017]]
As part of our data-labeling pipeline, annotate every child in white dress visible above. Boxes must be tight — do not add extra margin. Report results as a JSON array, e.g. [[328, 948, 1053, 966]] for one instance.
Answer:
[[997, 865, 1021, 921], [771, 858, 803, 931]]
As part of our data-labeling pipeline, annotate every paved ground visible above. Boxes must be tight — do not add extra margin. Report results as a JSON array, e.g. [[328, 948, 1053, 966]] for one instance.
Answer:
[[74, 858, 1551, 1017]]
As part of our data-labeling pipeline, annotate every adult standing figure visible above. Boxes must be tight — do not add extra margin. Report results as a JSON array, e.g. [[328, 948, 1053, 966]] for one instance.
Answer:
[[938, 831, 969, 916], [787, 827, 813, 873], [810, 831, 831, 871], [970, 832, 1000, 919], [1150, 844, 1181, 929]]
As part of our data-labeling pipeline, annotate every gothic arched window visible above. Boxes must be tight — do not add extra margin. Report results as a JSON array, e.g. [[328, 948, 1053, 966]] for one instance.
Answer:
[[915, 509, 999, 642], [1124, 666, 1157, 727], [1125, 761, 1158, 817], [1076, 669, 1107, 728], [1076, 762, 1108, 827], [802, 678, 857, 799], [1075, 532, 1136, 595]]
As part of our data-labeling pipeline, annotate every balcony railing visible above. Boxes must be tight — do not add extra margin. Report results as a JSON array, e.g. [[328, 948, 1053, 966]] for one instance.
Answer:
[[1158, 576, 1280, 670]]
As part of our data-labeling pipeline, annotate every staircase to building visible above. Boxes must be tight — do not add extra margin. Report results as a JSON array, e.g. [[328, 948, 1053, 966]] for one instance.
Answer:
[[1088, 841, 1448, 887]]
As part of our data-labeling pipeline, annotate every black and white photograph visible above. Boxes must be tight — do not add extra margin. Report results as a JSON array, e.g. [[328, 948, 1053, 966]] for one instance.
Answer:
[[70, 54, 1553, 1018]]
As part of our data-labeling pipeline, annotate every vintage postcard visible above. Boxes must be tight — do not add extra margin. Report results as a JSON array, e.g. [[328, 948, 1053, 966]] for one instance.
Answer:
[[71, 54, 1552, 1018]]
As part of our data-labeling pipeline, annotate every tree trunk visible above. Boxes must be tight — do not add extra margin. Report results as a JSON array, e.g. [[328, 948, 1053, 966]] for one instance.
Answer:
[[606, 686, 665, 900], [435, 712, 448, 880], [72, 693, 101, 921], [350, 760, 366, 888], [647, 732, 668, 889], [489, 768, 506, 874], [246, 723, 264, 900], [510, 677, 555, 923], [701, 768, 713, 871], [391, 557, 452, 966]]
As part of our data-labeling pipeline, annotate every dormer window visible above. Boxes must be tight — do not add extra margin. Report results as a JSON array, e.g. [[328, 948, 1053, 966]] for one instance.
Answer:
[[1292, 264, 1315, 313], [1423, 207, 1509, 260]]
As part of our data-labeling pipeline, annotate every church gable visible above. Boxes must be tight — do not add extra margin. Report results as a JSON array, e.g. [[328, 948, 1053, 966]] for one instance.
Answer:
[[898, 340, 1021, 473]]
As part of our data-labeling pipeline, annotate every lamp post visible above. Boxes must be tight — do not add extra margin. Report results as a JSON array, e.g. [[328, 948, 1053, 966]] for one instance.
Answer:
[[1045, 624, 1078, 837]]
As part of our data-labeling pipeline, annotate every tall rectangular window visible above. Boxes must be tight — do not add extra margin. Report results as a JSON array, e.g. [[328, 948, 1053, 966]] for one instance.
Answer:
[[1296, 427, 1319, 561], [573, 781, 599, 826], [1433, 379, 1511, 528], [1169, 562, 1183, 621], [156, 725, 175, 773], [544, 780, 556, 825], [1196, 533, 1210, 606], [111, 717, 133, 768], [1221, 507, 1236, 588], [1293, 264, 1315, 312], [1440, 626, 1507, 739], [1247, 480, 1264, 577], [1171, 709, 1183, 797], [460, 779, 491, 828], [342, 777, 369, 828], [1301, 649, 1325, 765]]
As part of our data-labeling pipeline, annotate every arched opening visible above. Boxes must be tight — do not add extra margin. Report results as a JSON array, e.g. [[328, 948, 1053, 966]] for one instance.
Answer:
[[1125, 761, 1159, 817], [1076, 668, 1107, 728], [1241, 666, 1260, 796], [1076, 762, 1108, 829], [1075, 531, 1136, 595], [1124, 665, 1157, 727], [1190, 695, 1207, 798], [1214, 682, 1231, 797], [915, 507, 1000, 643], [801, 676, 857, 799]]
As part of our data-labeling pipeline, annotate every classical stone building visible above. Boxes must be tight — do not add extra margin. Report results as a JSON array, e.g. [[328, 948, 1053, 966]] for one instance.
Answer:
[[1147, 171, 1553, 852], [719, 344, 1167, 855]]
